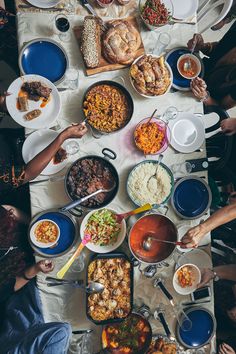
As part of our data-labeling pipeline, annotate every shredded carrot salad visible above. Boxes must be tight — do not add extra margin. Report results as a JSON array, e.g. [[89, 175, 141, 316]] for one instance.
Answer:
[[134, 121, 165, 154]]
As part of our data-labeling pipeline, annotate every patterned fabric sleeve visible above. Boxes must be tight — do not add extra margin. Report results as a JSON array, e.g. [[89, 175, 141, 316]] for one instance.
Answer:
[[0, 163, 25, 191]]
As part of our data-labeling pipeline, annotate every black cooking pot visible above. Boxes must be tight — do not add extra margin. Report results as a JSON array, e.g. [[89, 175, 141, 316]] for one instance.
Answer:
[[82, 80, 134, 137], [64, 148, 119, 217]]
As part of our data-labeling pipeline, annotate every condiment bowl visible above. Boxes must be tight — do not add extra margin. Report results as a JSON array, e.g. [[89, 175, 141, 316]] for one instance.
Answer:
[[30, 219, 60, 248], [173, 263, 201, 295], [139, 0, 173, 30], [177, 54, 201, 80]]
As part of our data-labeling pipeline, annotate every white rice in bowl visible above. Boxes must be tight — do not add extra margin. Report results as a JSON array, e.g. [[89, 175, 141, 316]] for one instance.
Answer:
[[128, 162, 172, 205]]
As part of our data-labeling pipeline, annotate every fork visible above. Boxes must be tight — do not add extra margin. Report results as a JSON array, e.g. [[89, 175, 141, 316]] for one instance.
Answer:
[[79, 0, 108, 31]]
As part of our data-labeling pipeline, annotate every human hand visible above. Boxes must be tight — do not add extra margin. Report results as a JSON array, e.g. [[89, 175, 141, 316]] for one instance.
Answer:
[[190, 77, 208, 100], [228, 192, 236, 205], [0, 92, 11, 113], [187, 34, 205, 52], [180, 223, 207, 248], [227, 306, 236, 324], [219, 343, 236, 354], [36, 260, 55, 274], [197, 268, 214, 288], [221, 118, 236, 136], [62, 122, 88, 139]]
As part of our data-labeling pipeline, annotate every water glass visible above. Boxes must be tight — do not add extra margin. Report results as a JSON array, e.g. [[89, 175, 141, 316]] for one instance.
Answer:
[[153, 32, 171, 56], [162, 106, 178, 121], [80, 333, 93, 354], [171, 162, 192, 177], [71, 253, 85, 273], [64, 140, 80, 155], [65, 68, 79, 90], [64, 0, 77, 14], [54, 14, 71, 42]]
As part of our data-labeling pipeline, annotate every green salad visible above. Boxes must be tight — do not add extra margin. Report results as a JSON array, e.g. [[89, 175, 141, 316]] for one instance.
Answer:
[[85, 209, 121, 246]]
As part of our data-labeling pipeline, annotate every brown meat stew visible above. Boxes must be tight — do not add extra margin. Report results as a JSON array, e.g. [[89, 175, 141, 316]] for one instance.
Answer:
[[66, 158, 116, 207]]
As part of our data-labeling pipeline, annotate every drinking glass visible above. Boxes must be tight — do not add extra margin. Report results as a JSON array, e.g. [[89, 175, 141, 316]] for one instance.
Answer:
[[64, 68, 79, 90], [71, 253, 85, 273], [80, 333, 93, 354], [170, 162, 192, 177], [153, 32, 171, 56], [54, 14, 71, 42], [64, 0, 77, 14], [162, 106, 178, 121], [64, 140, 80, 155]]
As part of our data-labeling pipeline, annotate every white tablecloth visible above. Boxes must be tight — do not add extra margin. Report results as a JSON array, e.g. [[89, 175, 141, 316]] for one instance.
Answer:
[[16, 6, 214, 353]]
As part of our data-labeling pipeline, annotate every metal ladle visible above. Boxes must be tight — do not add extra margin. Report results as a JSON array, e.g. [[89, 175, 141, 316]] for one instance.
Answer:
[[60, 181, 116, 212], [46, 277, 104, 294], [143, 235, 183, 251]]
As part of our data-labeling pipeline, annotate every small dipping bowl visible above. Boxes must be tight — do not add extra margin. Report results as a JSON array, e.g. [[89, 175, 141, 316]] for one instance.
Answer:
[[173, 263, 201, 295], [96, 0, 114, 7], [177, 54, 201, 80], [30, 219, 60, 248]]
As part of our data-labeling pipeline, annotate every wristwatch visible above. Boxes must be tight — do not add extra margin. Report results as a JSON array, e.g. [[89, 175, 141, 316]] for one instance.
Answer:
[[211, 269, 220, 282]]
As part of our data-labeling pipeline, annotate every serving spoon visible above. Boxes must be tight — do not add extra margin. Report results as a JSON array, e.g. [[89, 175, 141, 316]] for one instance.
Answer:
[[46, 277, 104, 294], [143, 235, 183, 251], [115, 203, 152, 223], [147, 154, 163, 186], [183, 36, 198, 72], [60, 181, 116, 212]]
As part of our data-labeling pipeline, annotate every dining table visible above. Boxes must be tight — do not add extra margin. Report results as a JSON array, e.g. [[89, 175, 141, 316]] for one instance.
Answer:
[[15, 0, 216, 353]]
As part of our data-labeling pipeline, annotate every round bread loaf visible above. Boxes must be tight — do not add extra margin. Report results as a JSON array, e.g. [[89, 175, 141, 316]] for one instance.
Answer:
[[103, 20, 141, 65]]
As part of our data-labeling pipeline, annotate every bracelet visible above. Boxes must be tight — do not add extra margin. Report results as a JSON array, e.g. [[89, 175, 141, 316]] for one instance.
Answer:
[[211, 269, 220, 282], [200, 91, 210, 103], [22, 272, 34, 281]]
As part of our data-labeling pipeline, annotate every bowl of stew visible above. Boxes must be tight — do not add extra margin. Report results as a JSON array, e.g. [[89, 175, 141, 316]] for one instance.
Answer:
[[30, 219, 60, 248], [177, 54, 201, 79]]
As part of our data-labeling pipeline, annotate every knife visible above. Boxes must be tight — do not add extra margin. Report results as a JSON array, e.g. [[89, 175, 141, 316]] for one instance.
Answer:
[[18, 4, 64, 11], [72, 329, 93, 335]]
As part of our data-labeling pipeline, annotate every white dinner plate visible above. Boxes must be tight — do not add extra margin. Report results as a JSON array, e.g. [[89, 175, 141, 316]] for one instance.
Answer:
[[172, 0, 199, 20], [177, 249, 212, 269], [6, 74, 61, 130], [26, 0, 61, 8], [80, 209, 126, 254], [22, 129, 68, 175], [168, 112, 205, 153]]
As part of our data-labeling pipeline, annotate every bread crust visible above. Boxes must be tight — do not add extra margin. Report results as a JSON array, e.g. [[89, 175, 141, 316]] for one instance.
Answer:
[[81, 16, 101, 68], [103, 20, 141, 65]]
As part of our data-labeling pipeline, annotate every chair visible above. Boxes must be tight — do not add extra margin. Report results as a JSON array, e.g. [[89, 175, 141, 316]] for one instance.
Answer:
[[204, 105, 236, 187], [198, 0, 233, 33]]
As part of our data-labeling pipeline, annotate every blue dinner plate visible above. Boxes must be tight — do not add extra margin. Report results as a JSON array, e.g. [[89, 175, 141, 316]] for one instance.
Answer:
[[19, 39, 68, 84], [177, 308, 216, 348], [32, 211, 77, 256], [172, 177, 212, 219], [166, 47, 204, 91]]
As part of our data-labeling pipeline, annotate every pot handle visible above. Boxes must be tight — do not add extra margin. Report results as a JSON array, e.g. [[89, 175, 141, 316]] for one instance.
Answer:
[[67, 207, 83, 218], [158, 312, 171, 338], [154, 278, 173, 301], [102, 148, 117, 161], [158, 205, 169, 216]]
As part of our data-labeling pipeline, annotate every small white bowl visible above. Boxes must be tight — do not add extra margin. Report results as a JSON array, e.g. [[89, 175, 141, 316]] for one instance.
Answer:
[[177, 54, 201, 80], [80, 208, 126, 253], [173, 263, 201, 295], [30, 219, 60, 248]]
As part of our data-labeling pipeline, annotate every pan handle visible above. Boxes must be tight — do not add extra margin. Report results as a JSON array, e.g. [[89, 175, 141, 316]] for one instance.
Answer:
[[157, 312, 171, 338], [68, 208, 83, 218], [154, 278, 173, 301], [102, 148, 117, 161]]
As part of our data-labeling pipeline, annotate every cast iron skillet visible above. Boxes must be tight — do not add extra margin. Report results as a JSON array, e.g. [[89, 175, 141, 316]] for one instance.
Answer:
[[82, 80, 134, 137], [64, 148, 119, 216]]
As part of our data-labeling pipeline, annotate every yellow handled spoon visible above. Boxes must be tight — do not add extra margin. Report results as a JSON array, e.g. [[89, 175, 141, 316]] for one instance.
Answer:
[[57, 234, 91, 279]]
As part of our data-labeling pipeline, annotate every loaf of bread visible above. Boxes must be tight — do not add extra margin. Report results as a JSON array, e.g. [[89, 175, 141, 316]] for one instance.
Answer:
[[81, 16, 101, 68]]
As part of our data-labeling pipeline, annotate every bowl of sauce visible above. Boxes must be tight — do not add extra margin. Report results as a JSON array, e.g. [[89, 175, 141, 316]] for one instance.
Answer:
[[177, 54, 201, 80]]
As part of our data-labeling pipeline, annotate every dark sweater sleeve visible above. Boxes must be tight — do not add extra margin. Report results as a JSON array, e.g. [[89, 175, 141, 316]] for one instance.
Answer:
[[0, 278, 16, 303]]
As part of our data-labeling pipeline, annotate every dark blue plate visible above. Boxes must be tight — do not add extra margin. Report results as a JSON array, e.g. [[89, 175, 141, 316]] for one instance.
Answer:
[[166, 47, 204, 91], [32, 211, 76, 256], [19, 39, 68, 84], [177, 308, 216, 348], [172, 177, 211, 219]]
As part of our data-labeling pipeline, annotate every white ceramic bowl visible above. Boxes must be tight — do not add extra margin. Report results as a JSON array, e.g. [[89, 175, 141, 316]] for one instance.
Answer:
[[80, 208, 126, 253], [130, 54, 173, 98], [173, 263, 201, 295], [30, 219, 60, 248], [177, 54, 201, 80]]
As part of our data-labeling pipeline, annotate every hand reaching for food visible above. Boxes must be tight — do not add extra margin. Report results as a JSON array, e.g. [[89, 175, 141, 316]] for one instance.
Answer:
[[197, 268, 214, 288], [219, 343, 236, 354], [36, 260, 55, 274], [63, 122, 88, 139], [190, 77, 208, 100], [187, 34, 205, 52], [220, 118, 236, 136], [180, 223, 207, 248]]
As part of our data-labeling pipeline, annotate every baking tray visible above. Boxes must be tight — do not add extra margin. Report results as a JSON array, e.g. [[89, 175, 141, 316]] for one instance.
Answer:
[[86, 252, 134, 325]]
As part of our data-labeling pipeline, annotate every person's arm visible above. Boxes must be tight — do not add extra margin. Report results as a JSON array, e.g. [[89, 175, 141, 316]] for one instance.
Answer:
[[23, 123, 87, 182], [187, 34, 218, 57], [181, 204, 236, 248], [198, 265, 236, 288], [2, 205, 30, 224], [14, 260, 54, 291], [221, 118, 236, 136]]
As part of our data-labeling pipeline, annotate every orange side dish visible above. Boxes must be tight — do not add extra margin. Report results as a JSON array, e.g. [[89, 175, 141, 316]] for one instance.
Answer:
[[35, 221, 58, 244], [134, 121, 165, 154], [177, 266, 194, 288]]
